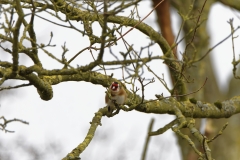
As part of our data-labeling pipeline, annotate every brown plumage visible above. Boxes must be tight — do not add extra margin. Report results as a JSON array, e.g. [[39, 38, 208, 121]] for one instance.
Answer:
[[105, 82, 127, 113]]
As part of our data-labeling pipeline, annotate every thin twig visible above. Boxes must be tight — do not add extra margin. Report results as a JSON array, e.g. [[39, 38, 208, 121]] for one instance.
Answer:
[[207, 122, 228, 143], [228, 19, 240, 79], [184, 0, 208, 56], [194, 25, 240, 63], [141, 119, 154, 160], [149, 118, 178, 136], [0, 116, 29, 133], [105, 0, 164, 48], [0, 83, 32, 91], [149, 78, 208, 103]]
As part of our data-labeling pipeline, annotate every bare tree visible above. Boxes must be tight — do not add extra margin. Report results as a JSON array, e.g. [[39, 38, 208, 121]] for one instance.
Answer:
[[0, 0, 240, 160]]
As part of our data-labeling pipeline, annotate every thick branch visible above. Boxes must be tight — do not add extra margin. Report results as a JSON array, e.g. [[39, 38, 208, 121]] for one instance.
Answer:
[[0, 63, 239, 118], [62, 108, 104, 160], [136, 97, 240, 118], [2, 65, 238, 118], [218, 0, 240, 11], [19, 66, 53, 100], [0, 0, 54, 10], [153, 0, 176, 56], [12, 0, 25, 75]]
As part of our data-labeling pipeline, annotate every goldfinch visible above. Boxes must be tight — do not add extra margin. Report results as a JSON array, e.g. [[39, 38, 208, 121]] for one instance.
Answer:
[[105, 82, 127, 113]]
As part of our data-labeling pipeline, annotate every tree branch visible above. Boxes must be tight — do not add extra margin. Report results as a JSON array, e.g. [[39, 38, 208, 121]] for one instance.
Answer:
[[62, 108, 104, 160], [218, 0, 240, 11], [12, 0, 25, 75]]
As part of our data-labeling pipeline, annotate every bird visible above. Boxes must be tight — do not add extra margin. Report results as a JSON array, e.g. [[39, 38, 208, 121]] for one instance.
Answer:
[[105, 81, 127, 113]]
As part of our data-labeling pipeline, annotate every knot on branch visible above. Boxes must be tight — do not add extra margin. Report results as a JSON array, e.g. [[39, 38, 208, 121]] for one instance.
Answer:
[[36, 79, 53, 101], [19, 68, 53, 100], [221, 100, 236, 118]]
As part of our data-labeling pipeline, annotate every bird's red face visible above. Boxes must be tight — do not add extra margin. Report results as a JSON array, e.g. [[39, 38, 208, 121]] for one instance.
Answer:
[[110, 82, 119, 92]]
